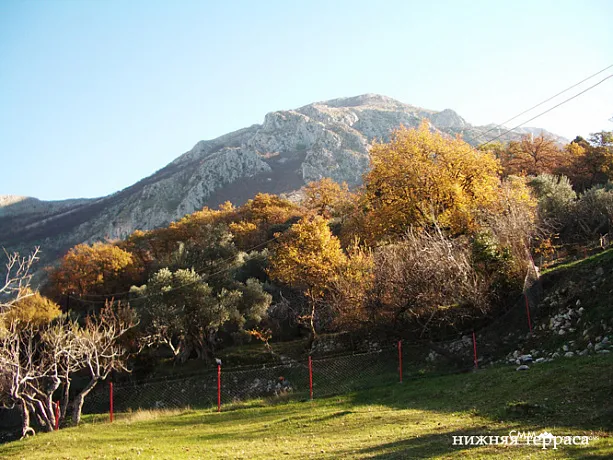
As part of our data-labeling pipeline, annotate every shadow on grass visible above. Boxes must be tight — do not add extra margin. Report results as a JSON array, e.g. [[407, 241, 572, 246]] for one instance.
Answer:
[[347, 354, 613, 433], [342, 427, 611, 459]]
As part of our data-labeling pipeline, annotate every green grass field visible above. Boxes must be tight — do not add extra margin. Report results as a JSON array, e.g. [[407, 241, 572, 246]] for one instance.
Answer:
[[1, 354, 611, 459]]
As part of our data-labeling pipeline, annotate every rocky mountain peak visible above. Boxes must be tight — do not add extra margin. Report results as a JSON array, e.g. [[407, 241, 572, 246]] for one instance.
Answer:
[[0, 95, 566, 269]]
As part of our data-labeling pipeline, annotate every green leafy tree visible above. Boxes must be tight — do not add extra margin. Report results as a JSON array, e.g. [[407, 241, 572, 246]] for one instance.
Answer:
[[131, 268, 270, 362]]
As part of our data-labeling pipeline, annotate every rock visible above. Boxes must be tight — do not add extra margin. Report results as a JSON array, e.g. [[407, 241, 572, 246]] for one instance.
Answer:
[[602, 337, 610, 345], [576, 299, 581, 307], [595, 343, 603, 351], [513, 350, 520, 358], [578, 307, 585, 315], [558, 329, 566, 336], [519, 354, 533, 363], [516, 365, 530, 371], [535, 357, 546, 363], [552, 352, 560, 359], [587, 342, 594, 349], [579, 349, 589, 356], [597, 350, 610, 354], [562, 345, 569, 352], [564, 352, 575, 358]]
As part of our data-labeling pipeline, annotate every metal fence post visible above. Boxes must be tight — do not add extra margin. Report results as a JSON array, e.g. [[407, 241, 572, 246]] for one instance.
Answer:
[[472, 331, 478, 369], [398, 340, 403, 383], [109, 382, 114, 422], [524, 293, 533, 334], [54, 400, 60, 430], [217, 364, 221, 412], [308, 356, 313, 400]]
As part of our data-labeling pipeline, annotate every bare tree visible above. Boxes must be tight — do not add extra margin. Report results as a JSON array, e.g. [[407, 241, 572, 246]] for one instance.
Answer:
[[0, 247, 39, 313], [0, 301, 136, 435], [71, 301, 136, 424], [367, 229, 491, 337]]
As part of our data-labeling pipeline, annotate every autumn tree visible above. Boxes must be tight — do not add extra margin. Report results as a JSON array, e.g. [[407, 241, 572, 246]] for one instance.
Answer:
[[3, 289, 61, 326], [47, 242, 136, 302], [560, 132, 613, 191], [269, 215, 347, 342], [501, 133, 564, 176], [303, 178, 354, 219], [362, 123, 500, 241]]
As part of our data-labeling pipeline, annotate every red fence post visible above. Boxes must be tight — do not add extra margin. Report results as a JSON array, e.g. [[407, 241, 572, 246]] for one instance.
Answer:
[[217, 364, 221, 412], [54, 400, 60, 430], [109, 382, 114, 422], [308, 356, 313, 400], [398, 340, 403, 383], [524, 293, 533, 334], [472, 331, 478, 369]]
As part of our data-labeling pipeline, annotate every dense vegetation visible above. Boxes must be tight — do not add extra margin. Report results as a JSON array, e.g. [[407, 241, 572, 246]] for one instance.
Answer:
[[2, 123, 612, 438]]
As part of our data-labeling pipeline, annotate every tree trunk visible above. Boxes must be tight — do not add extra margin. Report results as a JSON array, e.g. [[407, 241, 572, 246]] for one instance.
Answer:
[[60, 378, 71, 421], [18, 398, 35, 439], [306, 299, 318, 351], [72, 378, 99, 425]]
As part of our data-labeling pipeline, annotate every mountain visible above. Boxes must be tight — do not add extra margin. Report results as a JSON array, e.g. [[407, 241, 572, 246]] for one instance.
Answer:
[[0, 94, 566, 265]]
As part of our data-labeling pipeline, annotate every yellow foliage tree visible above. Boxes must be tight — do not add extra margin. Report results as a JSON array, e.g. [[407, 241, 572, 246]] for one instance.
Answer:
[[268, 215, 347, 339], [3, 289, 61, 326], [303, 178, 353, 219], [363, 122, 501, 241]]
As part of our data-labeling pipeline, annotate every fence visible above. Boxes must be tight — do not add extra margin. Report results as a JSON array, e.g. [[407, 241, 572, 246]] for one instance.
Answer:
[[81, 282, 543, 420], [82, 347, 402, 417]]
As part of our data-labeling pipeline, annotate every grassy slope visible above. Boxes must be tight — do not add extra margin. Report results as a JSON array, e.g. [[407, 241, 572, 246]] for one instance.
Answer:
[[1, 354, 611, 459]]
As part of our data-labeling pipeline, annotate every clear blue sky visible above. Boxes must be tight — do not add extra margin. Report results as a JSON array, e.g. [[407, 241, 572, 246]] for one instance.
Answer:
[[1, 0, 612, 200]]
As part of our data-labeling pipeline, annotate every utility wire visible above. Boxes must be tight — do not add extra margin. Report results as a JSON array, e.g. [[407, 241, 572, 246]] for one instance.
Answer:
[[476, 63, 613, 143], [68, 72, 613, 304], [479, 73, 613, 148]]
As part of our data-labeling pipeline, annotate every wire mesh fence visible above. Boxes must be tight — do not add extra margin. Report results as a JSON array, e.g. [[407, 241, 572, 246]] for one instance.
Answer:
[[79, 277, 547, 419], [81, 347, 401, 417]]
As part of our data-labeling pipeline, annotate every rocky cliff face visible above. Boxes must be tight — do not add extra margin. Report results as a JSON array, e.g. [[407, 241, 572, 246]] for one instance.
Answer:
[[0, 94, 566, 265]]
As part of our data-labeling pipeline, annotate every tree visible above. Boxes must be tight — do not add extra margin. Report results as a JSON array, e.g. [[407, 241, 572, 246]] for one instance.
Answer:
[[303, 178, 353, 219], [366, 230, 490, 337], [560, 132, 613, 191], [4, 289, 61, 326], [502, 133, 564, 176], [1, 247, 39, 313], [269, 215, 347, 341], [362, 123, 501, 241], [47, 242, 136, 302], [0, 300, 135, 435], [131, 268, 270, 362], [71, 301, 136, 425]]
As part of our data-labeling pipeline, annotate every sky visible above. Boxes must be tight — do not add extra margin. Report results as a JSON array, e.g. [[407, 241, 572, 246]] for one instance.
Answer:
[[1, 0, 612, 201]]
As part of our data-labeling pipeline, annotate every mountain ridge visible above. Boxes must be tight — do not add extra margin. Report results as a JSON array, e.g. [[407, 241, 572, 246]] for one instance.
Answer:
[[0, 94, 567, 266]]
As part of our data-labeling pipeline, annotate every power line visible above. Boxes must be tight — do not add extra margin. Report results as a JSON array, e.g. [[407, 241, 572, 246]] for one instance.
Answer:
[[66, 71, 613, 304], [479, 73, 613, 147], [476, 63, 613, 143]]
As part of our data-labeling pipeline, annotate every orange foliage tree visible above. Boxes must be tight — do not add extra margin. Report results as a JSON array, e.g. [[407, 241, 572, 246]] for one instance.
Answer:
[[501, 133, 564, 176], [47, 242, 136, 300]]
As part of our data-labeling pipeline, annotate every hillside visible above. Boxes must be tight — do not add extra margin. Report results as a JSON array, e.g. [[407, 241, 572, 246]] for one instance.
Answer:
[[0, 94, 565, 267]]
